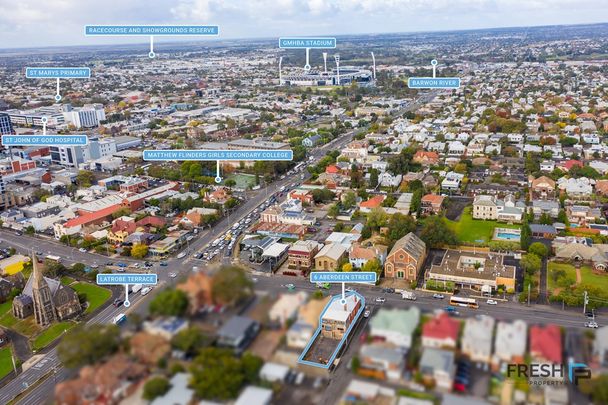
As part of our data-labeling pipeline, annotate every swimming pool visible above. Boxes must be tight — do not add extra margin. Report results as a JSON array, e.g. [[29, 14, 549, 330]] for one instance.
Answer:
[[493, 227, 521, 242]]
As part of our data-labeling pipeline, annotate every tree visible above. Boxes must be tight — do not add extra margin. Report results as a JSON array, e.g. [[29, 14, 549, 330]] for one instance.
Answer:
[[224, 179, 237, 188], [130, 243, 148, 259], [311, 188, 335, 203], [367, 207, 388, 230], [369, 168, 379, 188], [76, 170, 95, 187], [57, 324, 121, 368], [327, 203, 340, 218], [342, 263, 353, 272], [520, 218, 532, 250], [112, 207, 132, 219], [387, 214, 416, 243], [143, 377, 171, 400], [149, 289, 189, 317], [211, 265, 253, 306], [342, 191, 357, 209], [189, 348, 262, 400], [528, 242, 548, 258], [362, 258, 383, 281], [25, 225, 35, 235], [420, 216, 457, 248], [521, 253, 542, 275], [171, 326, 209, 356]]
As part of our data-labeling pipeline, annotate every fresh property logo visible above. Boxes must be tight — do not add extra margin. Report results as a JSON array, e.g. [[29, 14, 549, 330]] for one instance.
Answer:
[[507, 362, 591, 385]]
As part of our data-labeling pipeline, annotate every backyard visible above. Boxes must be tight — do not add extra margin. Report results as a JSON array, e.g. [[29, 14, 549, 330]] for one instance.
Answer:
[[444, 207, 520, 244]]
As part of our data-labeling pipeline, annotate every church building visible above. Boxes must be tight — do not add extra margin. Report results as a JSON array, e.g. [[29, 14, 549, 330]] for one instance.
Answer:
[[12, 254, 82, 326]]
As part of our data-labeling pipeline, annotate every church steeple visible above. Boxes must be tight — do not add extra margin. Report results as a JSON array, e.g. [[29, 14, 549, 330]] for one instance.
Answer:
[[30, 251, 56, 326]]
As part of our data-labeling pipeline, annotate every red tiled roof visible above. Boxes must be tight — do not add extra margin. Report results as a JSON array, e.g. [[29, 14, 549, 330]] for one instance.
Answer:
[[325, 164, 340, 174], [530, 324, 562, 364], [421, 194, 444, 205], [360, 195, 385, 209], [64, 204, 122, 228], [561, 160, 583, 171], [422, 312, 460, 341]]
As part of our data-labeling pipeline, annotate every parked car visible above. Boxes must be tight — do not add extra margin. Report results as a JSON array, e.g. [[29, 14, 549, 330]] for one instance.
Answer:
[[375, 297, 386, 304], [585, 321, 599, 328], [382, 288, 395, 293], [486, 299, 498, 305], [364, 310, 371, 318], [453, 382, 467, 392], [177, 252, 187, 259], [160, 261, 168, 266], [168, 272, 177, 278], [285, 284, 295, 290], [432, 293, 445, 299], [141, 287, 151, 296], [112, 298, 124, 307], [79, 248, 87, 253]]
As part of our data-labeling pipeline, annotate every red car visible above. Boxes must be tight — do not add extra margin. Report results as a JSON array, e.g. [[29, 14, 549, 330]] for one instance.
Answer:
[[453, 382, 466, 392]]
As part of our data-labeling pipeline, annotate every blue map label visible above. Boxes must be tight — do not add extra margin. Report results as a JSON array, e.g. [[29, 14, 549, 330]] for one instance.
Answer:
[[279, 37, 336, 49], [85, 25, 219, 36], [1, 135, 88, 146], [143, 149, 293, 161], [97, 273, 158, 285], [26, 67, 90, 79], [310, 272, 377, 283], [408, 77, 460, 89]]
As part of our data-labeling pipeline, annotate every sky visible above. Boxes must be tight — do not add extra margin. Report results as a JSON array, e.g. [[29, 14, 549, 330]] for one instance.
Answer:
[[0, 0, 607, 49]]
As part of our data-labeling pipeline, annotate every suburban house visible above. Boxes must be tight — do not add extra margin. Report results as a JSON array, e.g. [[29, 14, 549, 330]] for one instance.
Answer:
[[529, 176, 556, 200], [369, 307, 420, 349], [359, 343, 406, 381], [413, 150, 440, 166], [462, 315, 495, 363], [384, 232, 427, 281], [286, 296, 329, 349], [314, 243, 348, 271], [348, 243, 387, 268], [492, 320, 527, 369], [421, 194, 445, 215], [529, 324, 562, 365], [472, 194, 525, 223], [422, 312, 460, 349], [419, 348, 456, 392], [217, 315, 260, 353], [268, 292, 308, 327]]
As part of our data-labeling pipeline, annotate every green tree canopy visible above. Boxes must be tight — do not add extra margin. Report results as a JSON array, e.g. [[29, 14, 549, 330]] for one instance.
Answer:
[[143, 377, 171, 400], [57, 324, 121, 368], [211, 265, 253, 306], [149, 289, 189, 317], [420, 216, 458, 248]]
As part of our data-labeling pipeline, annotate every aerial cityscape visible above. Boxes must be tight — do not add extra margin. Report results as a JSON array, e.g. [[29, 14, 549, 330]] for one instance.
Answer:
[[0, 2, 607, 405]]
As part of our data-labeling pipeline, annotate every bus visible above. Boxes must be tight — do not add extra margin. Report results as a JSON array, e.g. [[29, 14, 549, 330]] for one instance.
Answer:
[[112, 313, 127, 325], [449, 296, 479, 309], [45, 255, 61, 263]]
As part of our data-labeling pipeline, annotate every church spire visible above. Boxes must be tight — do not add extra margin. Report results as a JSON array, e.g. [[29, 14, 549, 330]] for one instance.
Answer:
[[31, 250, 46, 290]]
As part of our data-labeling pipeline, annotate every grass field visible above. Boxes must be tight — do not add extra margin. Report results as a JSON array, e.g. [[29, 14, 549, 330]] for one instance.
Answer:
[[32, 321, 75, 351], [60, 276, 75, 286], [71, 283, 111, 314], [547, 262, 608, 293], [444, 207, 520, 244], [0, 346, 14, 379]]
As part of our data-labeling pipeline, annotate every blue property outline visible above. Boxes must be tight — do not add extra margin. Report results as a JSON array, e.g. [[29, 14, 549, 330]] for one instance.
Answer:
[[297, 291, 365, 369]]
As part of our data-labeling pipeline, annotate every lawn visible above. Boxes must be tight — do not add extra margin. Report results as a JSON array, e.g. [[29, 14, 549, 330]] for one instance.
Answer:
[[547, 262, 577, 291], [32, 321, 76, 351], [71, 283, 111, 314], [60, 276, 75, 286], [444, 207, 519, 244], [0, 311, 41, 338], [580, 266, 608, 290], [0, 346, 14, 379]]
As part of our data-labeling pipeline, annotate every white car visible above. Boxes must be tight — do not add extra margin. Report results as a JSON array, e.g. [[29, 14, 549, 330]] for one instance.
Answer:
[[168, 272, 177, 278], [140, 287, 151, 296], [375, 297, 386, 304], [432, 293, 445, 299], [486, 299, 498, 305], [78, 248, 87, 253], [363, 310, 371, 318], [585, 321, 599, 329], [177, 252, 187, 259]]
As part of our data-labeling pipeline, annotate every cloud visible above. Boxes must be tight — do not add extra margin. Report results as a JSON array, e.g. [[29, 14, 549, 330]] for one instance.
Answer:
[[0, 0, 605, 48]]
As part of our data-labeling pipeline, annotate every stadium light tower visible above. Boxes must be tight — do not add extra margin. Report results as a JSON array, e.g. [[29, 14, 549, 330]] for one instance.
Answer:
[[323, 52, 328, 73], [371, 52, 376, 80], [279, 56, 283, 84], [334, 54, 340, 85]]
